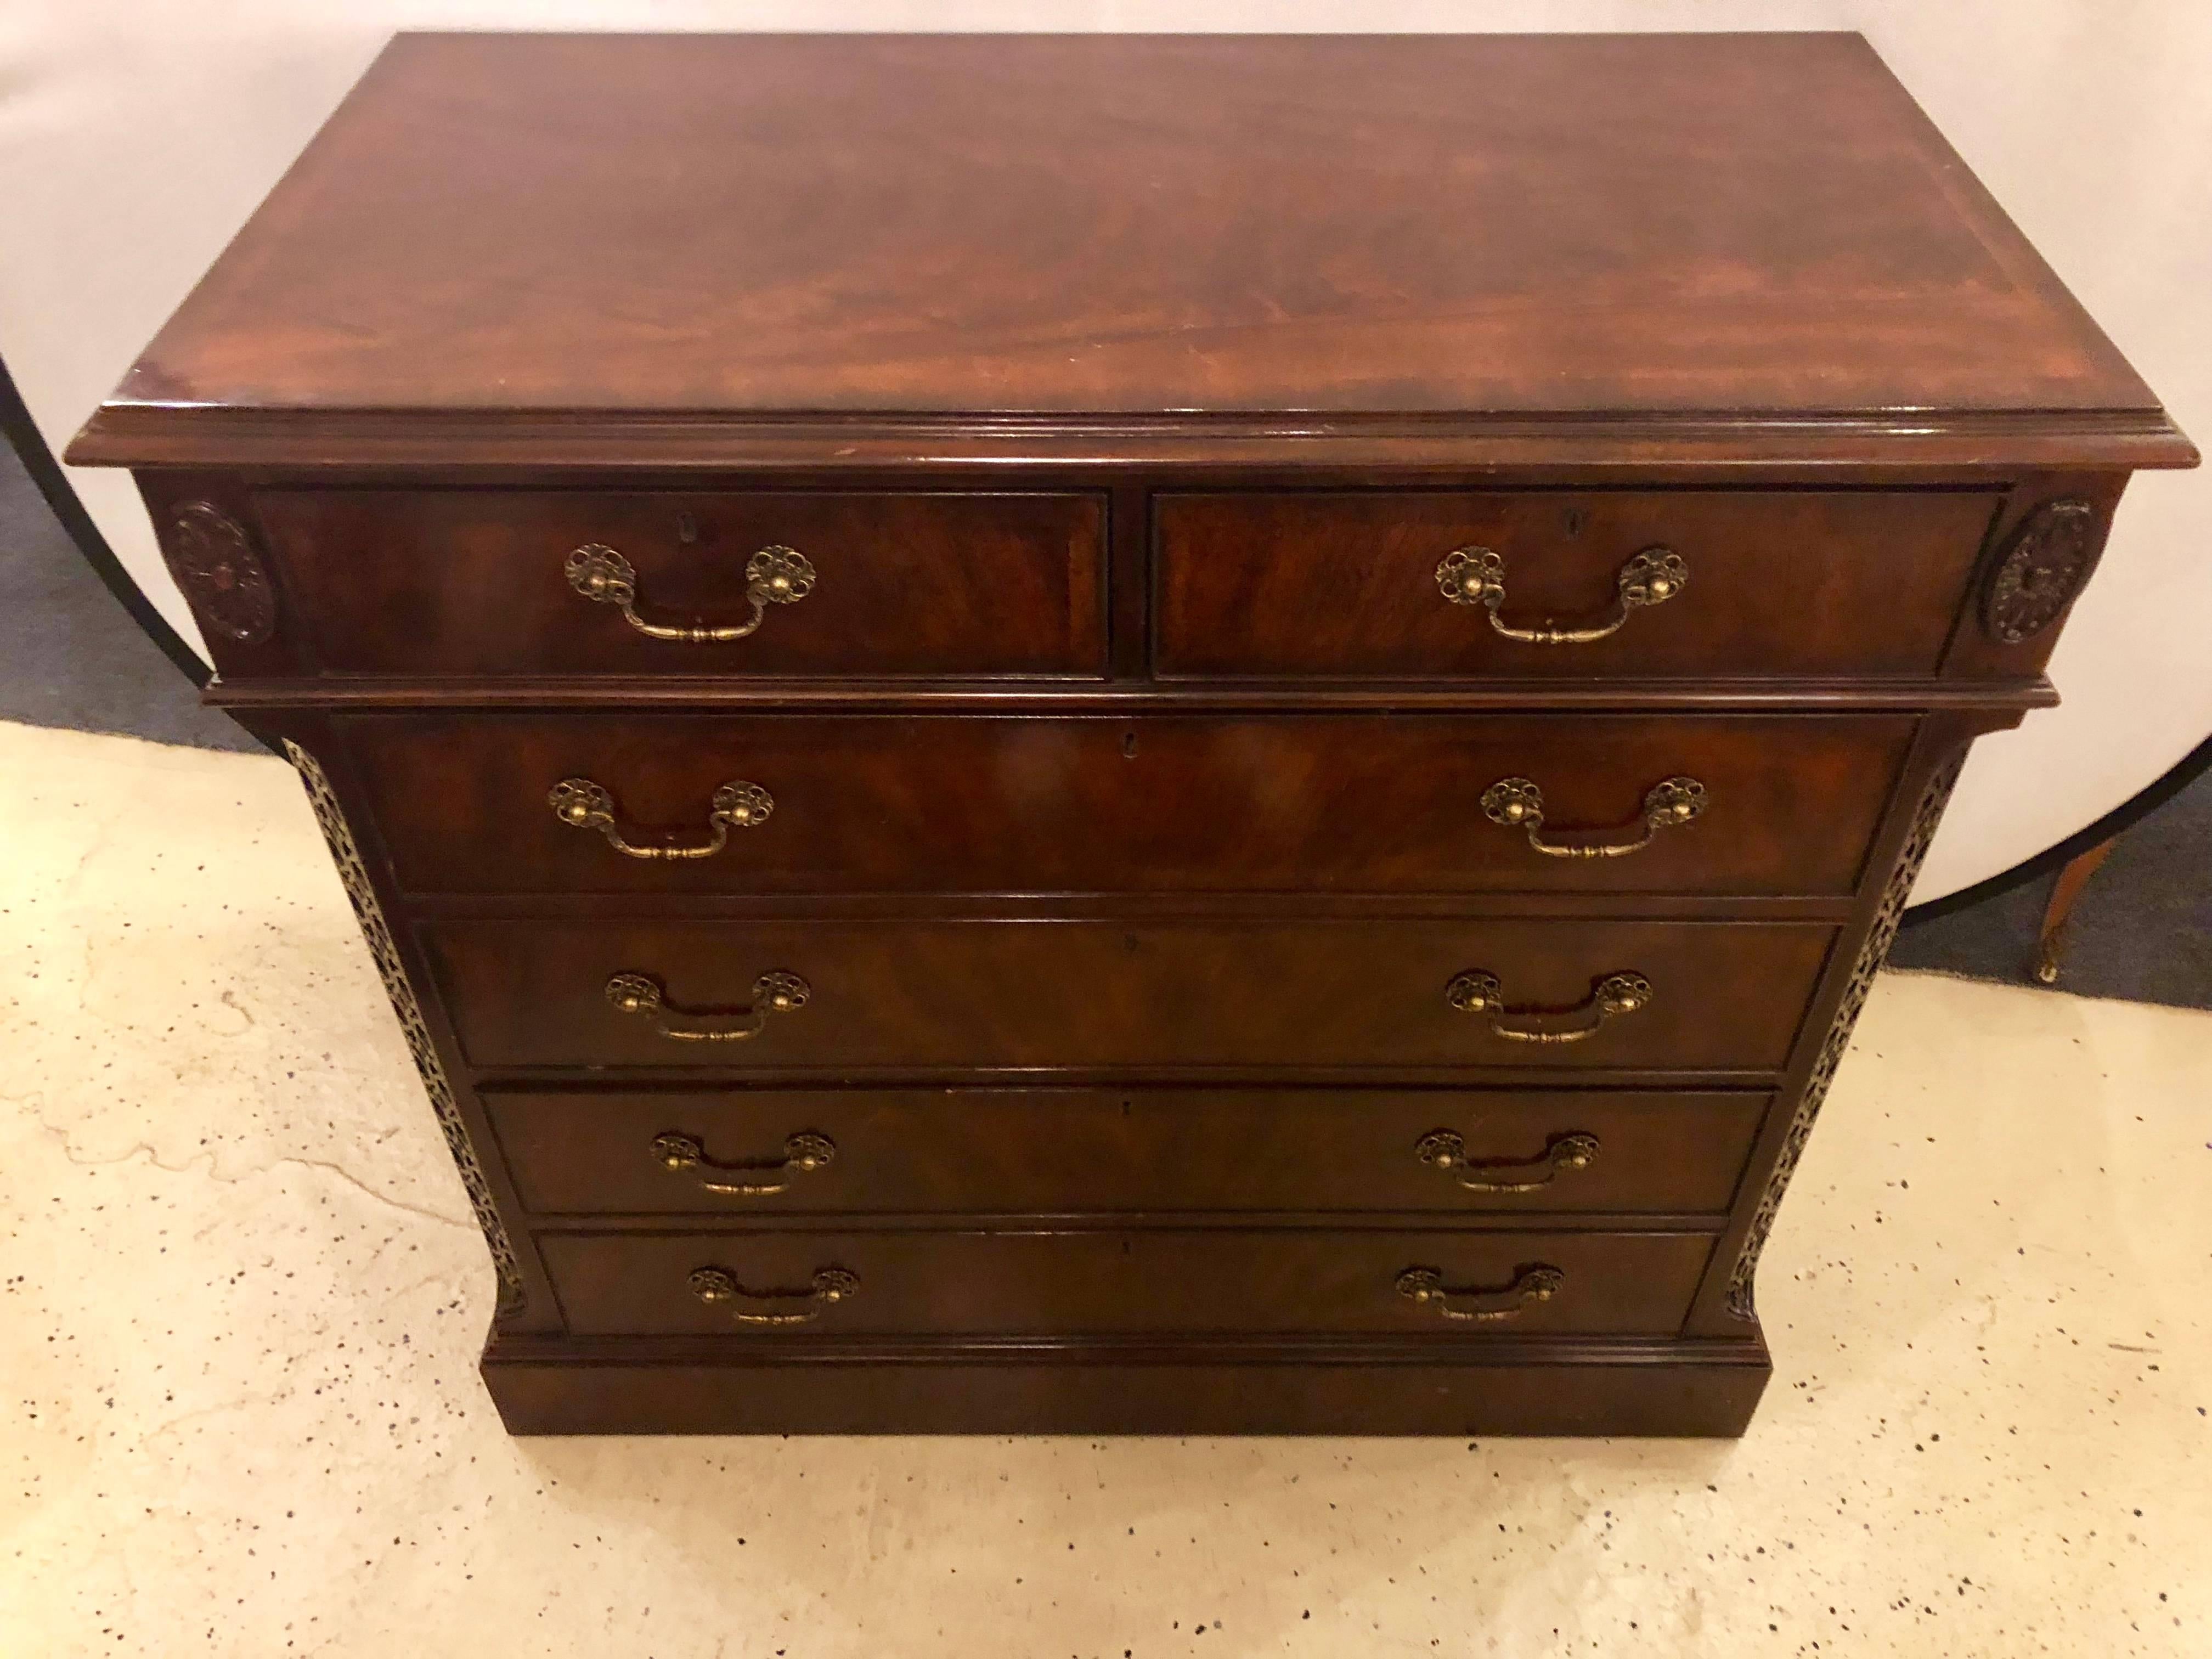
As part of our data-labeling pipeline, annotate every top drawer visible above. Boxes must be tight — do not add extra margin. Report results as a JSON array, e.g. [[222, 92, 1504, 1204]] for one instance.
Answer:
[[252, 489, 1108, 678], [1153, 490, 1999, 680]]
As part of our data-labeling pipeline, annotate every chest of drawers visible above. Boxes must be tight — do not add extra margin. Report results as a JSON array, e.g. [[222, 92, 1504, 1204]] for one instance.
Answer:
[[72, 32, 2192, 1435]]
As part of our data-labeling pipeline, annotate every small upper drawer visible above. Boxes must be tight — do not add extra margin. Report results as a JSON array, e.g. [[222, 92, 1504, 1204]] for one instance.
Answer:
[[1152, 489, 1999, 679], [252, 489, 1108, 678]]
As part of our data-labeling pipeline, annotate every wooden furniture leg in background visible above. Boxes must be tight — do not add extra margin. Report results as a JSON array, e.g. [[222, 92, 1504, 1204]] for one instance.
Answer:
[[2034, 835, 2121, 984]]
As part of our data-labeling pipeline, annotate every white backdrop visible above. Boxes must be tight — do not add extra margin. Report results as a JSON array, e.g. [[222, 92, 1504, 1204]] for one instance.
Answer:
[[2, 2, 2205, 900]]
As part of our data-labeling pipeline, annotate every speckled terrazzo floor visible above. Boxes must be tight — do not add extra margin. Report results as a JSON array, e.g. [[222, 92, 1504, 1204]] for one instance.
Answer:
[[3, 718, 2208, 1657]]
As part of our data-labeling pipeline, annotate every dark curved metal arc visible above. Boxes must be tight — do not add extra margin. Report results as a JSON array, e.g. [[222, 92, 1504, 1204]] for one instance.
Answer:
[[1900, 730, 2212, 926], [0, 351, 213, 688]]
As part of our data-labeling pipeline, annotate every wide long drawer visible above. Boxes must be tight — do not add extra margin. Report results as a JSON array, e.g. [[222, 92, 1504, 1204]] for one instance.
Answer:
[[488, 1086, 1770, 1217], [351, 712, 1911, 898], [536, 1227, 1715, 1337], [424, 917, 1834, 1074], [253, 488, 1108, 678], [1154, 488, 1999, 679]]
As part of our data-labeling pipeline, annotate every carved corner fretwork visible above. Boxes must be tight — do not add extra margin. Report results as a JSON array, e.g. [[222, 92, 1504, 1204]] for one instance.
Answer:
[[166, 500, 278, 644], [283, 741, 527, 1319], [1725, 749, 1967, 1322], [1981, 498, 2104, 645]]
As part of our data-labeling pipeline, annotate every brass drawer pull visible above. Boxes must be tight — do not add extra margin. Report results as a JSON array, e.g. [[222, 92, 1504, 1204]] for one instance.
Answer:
[[566, 541, 816, 642], [687, 1264, 859, 1327], [605, 971, 809, 1042], [1481, 775, 1705, 859], [1446, 970, 1651, 1045], [1396, 1263, 1565, 1322], [1415, 1129, 1600, 1192], [1436, 545, 1686, 644], [549, 776, 772, 859], [652, 1130, 836, 1197]]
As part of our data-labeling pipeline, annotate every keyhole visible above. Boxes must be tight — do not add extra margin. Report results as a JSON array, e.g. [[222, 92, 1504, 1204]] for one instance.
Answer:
[[676, 511, 699, 545], [1562, 507, 1587, 538], [1122, 731, 1138, 759]]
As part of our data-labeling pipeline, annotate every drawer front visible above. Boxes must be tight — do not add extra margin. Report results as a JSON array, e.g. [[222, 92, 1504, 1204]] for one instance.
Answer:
[[255, 489, 1107, 678], [353, 712, 1909, 899], [537, 1227, 1714, 1337], [1154, 489, 1999, 679], [425, 918, 1833, 1074], [489, 1087, 1769, 1217]]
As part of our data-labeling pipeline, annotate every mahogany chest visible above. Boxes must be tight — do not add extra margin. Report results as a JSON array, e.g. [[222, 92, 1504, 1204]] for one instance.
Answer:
[[71, 32, 2193, 1435]]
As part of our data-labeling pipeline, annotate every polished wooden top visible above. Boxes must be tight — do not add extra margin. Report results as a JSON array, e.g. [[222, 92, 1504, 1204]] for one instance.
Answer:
[[72, 32, 2190, 469]]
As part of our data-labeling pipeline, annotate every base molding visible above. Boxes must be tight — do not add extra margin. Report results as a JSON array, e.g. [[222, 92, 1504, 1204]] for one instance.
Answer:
[[481, 1334, 1771, 1437]]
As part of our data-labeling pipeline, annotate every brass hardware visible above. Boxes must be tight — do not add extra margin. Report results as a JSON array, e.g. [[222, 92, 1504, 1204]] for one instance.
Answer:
[[1436, 545, 1686, 644], [566, 541, 815, 642], [605, 971, 809, 1042], [1414, 1130, 1601, 1192], [652, 1130, 836, 1197], [548, 776, 773, 859], [1480, 775, 1706, 859], [1396, 1263, 1565, 1322], [1446, 970, 1651, 1045], [687, 1264, 860, 1327]]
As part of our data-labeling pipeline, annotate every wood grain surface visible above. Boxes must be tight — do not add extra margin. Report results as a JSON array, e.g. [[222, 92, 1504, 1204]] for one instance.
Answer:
[[348, 711, 1911, 898], [487, 1085, 1770, 1218], [423, 916, 1835, 1075], [536, 1226, 1716, 1337], [68, 33, 2188, 472]]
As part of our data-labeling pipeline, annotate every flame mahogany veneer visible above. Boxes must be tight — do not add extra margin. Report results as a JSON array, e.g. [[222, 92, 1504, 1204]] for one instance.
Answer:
[[72, 33, 2192, 1435]]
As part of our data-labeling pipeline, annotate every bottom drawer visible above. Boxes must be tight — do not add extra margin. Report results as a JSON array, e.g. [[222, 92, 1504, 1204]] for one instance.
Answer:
[[537, 1228, 1715, 1338]]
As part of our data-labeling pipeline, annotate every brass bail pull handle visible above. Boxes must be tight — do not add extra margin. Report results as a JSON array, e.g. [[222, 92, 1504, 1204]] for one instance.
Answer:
[[605, 971, 809, 1042], [549, 777, 773, 860], [566, 541, 816, 643], [1481, 776, 1706, 859], [1415, 1130, 1601, 1192], [1396, 1263, 1565, 1322], [1446, 970, 1651, 1045], [652, 1130, 836, 1197], [1436, 545, 1686, 644], [688, 1265, 859, 1327]]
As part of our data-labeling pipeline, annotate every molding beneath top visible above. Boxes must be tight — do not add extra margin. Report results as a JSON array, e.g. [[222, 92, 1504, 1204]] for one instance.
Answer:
[[204, 675, 2063, 716], [66, 404, 2199, 473]]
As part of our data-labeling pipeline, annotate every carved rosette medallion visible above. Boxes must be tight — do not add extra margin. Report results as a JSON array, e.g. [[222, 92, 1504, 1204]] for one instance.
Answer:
[[1982, 498, 2103, 645], [166, 501, 278, 643]]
